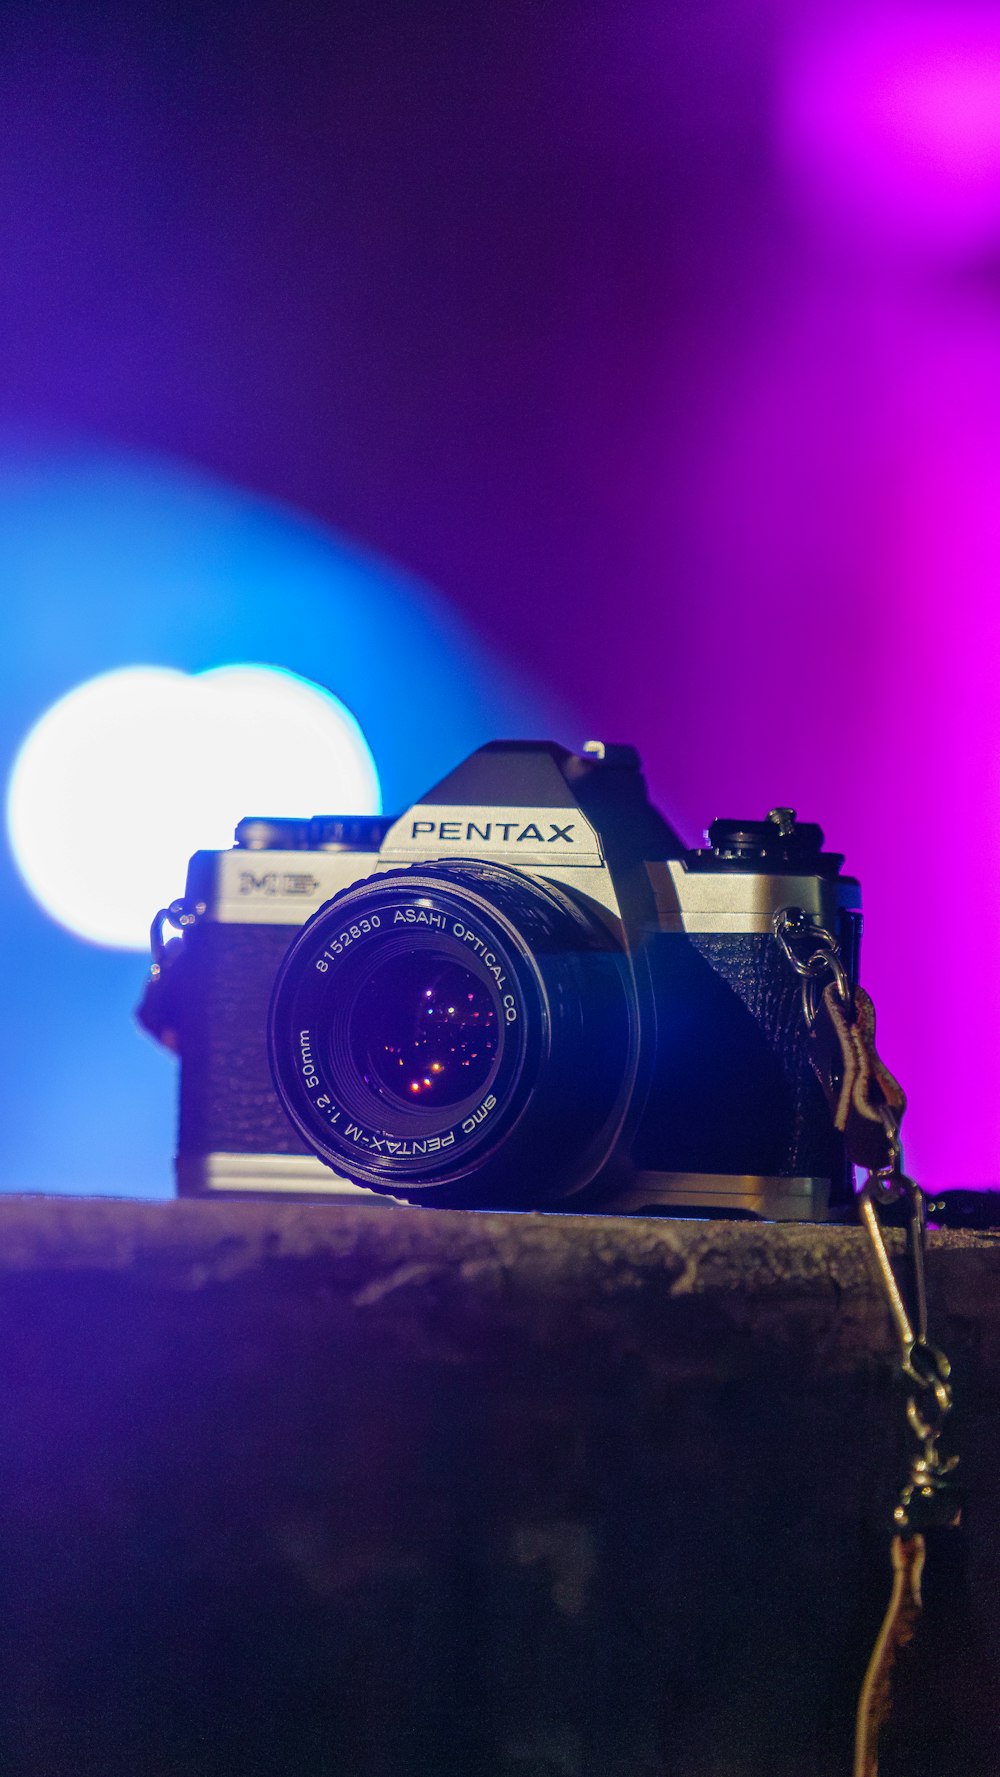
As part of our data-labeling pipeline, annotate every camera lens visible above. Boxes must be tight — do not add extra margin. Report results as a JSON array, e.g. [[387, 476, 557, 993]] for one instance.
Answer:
[[268, 860, 637, 1208], [351, 954, 499, 1110]]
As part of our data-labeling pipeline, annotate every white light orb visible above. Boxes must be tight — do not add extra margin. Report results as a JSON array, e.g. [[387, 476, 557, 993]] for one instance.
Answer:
[[6, 664, 381, 950]]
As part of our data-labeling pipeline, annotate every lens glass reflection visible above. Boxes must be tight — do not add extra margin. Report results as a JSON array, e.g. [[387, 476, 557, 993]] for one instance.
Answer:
[[351, 953, 499, 1110]]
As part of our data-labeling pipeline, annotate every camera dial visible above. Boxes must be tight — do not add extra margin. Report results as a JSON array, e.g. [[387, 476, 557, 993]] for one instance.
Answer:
[[695, 810, 843, 875]]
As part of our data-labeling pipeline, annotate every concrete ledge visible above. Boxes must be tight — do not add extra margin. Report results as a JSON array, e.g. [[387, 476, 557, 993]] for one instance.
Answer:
[[0, 1196, 997, 1776]]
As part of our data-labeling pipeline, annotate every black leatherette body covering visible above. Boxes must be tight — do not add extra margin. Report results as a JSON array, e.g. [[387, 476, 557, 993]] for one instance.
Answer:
[[634, 933, 848, 1197], [177, 923, 309, 1159], [176, 919, 849, 1205]]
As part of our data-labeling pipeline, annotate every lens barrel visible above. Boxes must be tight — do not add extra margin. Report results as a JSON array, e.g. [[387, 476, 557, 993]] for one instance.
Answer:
[[268, 860, 637, 1208]]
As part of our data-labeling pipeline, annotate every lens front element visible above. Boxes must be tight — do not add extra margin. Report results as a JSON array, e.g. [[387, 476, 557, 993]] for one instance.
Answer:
[[352, 954, 500, 1110]]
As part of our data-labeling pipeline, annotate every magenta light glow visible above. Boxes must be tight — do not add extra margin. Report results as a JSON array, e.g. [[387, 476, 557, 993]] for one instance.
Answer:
[[642, 280, 1000, 1190], [781, 6, 1000, 254], [625, 4, 1000, 1190]]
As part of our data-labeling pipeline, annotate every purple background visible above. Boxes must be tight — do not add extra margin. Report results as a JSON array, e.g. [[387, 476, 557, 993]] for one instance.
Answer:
[[4, 0, 1000, 1187]]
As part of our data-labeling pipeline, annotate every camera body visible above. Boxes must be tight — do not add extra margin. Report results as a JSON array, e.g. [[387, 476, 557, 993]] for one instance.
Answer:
[[147, 740, 860, 1219]]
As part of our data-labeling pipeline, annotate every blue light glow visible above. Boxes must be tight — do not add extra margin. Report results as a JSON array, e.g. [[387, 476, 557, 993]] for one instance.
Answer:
[[0, 439, 570, 1197]]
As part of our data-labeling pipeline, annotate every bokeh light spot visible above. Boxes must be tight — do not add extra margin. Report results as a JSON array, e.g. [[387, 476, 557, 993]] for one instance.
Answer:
[[6, 664, 380, 950], [781, 6, 1000, 254]]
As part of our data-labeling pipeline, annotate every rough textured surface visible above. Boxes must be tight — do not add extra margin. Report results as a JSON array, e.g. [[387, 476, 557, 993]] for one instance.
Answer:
[[0, 1197, 997, 1777]]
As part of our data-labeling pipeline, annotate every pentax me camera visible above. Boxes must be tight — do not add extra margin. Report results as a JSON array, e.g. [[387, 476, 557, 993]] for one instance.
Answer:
[[141, 740, 861, 1219]]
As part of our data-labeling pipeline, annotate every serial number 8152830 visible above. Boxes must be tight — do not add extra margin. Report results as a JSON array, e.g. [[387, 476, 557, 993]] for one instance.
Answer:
[[314, 915, 382, 970]]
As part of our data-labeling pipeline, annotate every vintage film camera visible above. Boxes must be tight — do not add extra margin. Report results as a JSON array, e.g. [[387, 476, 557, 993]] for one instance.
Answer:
[[140, 740, 861, 1219]]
